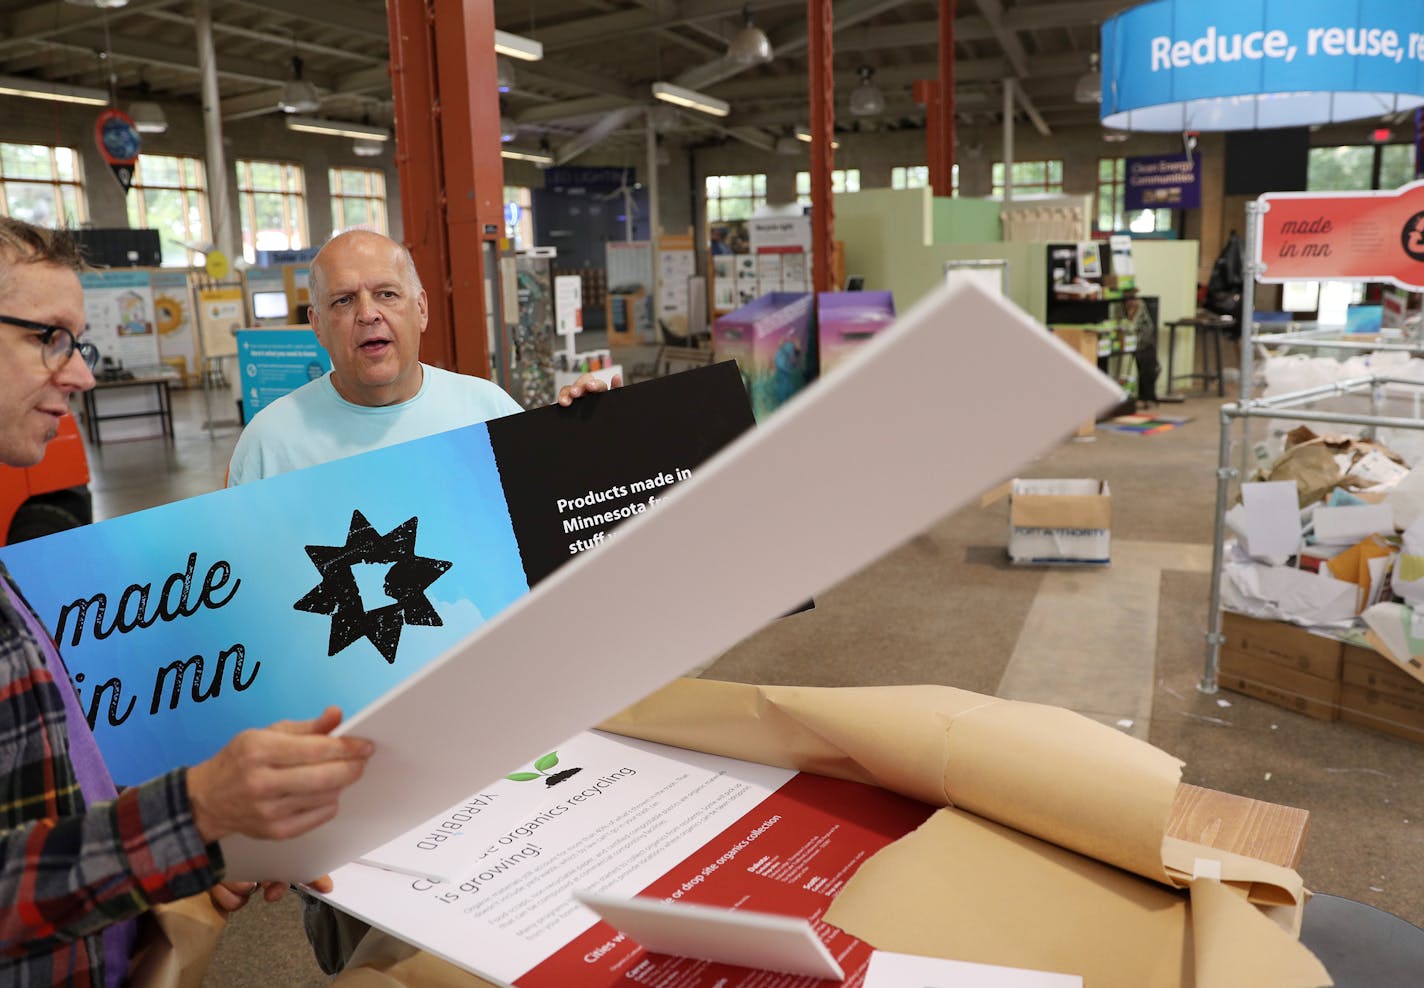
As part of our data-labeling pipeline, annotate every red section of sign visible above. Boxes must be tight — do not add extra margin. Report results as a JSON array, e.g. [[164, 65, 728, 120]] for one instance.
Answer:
[[514, 773, 932, 988], [1257, 181, 1424, 290]]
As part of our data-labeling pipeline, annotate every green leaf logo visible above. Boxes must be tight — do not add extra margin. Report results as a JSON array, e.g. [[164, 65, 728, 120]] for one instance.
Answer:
[[506, 751, 584, 787]]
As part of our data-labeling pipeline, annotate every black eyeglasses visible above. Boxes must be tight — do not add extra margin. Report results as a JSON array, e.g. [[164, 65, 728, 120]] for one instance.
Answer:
[[0, 315, 100, 371]]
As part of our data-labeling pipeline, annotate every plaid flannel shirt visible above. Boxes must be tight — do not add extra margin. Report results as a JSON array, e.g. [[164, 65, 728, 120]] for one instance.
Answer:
[[0, 568, 223, 985]]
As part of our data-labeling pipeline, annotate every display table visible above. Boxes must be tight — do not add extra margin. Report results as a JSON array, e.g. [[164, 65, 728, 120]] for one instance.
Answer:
[[1165, 316, 1230, 397], [80, 365, 180, 444]]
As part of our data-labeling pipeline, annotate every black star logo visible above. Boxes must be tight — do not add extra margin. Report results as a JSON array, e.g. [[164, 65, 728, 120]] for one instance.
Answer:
[[294, 510, 453, 664]]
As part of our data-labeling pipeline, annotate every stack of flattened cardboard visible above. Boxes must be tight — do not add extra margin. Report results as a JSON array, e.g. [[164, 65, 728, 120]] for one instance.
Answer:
[[1219, 612, 1342, 722], [1218, 611, 1424, 745], [1340, 642, 1424, 744]]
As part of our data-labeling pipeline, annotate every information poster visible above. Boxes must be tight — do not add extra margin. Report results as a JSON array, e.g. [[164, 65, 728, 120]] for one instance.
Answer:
[[554, 275, 583, 335], [235, 328, 332, 420], [658, 245, 696, 320], [196, 285, 244, 359], [0, 364, 755, 785], [324, 730, 934, 987], [150, 269, 198, 384], [735, 255, 758, 305], [80, 270, 160, 369]]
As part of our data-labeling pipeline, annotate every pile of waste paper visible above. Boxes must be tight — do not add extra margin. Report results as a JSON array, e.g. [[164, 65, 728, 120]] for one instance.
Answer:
[[1222, 427, 1424, 668]]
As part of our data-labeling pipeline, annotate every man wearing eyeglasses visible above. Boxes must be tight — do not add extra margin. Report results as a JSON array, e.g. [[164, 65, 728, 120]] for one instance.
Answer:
[[0, 217, 376, 986]]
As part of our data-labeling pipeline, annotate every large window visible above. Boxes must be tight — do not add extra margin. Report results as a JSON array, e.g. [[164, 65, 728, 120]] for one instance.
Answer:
[[503, 185, 534, 250], [1308, 145, 1415, 191], [991, 159, 1063, 198], [0, 142, 85, 227], [1096, 158, 1173, 235], [892, 164, 958, 194], [705, 174, 766, 222], [795, 168, 860, 206], [127, 154, 210, 267], [329, 167, 388, 235], [236, 159, 307, 264]]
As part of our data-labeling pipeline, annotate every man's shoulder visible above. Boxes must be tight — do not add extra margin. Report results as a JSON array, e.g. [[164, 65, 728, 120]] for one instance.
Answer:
[[421, 365, 521, 410], [424, 364, 505, 393], [243, 377, 333, 429]]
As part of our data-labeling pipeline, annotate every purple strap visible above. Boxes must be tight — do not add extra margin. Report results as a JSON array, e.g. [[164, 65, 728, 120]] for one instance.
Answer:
[[3, 578, 137, 987]]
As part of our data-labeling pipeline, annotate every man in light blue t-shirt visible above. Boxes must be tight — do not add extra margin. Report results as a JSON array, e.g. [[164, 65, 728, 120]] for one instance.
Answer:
[[228, 229, 614, 485], [227, 230, 618, 969]]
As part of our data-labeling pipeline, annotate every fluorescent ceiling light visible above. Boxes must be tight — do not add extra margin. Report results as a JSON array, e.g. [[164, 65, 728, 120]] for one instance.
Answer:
[[651, 81, 729, 118], [495, 30, 543, 62], [794, 126, 838, 149], [0, 74, 108, 106], [502, 147, 554, 165], [286, 116, 390, 140]]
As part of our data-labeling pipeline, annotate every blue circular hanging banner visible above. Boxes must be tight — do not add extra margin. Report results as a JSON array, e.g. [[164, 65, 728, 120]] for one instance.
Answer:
[[95, 108, 141, 165], [1102, 0, 1424, 131]]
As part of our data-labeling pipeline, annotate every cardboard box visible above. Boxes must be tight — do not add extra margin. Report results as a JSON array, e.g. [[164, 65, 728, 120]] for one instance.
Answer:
[[1219, 612, 1344, 681], [1050, 327, 1102, 438], [1008, 479, 1110, 565], [1338, 683, 1424, 744], [817, 291, 896, 376], [1342, 645, 1424, 704], [1218, 648, 1340, 721], [712, 292, 816, 421]]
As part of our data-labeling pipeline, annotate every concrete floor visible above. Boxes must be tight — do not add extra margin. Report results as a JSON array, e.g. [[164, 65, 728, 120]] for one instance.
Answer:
[[75, 383, 1422, 984]]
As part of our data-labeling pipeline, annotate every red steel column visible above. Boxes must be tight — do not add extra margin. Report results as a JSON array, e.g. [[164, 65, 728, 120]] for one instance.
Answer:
[[387, 0, 504, 377], [937, 0, 956, 196], [808, 0, 834, 293]]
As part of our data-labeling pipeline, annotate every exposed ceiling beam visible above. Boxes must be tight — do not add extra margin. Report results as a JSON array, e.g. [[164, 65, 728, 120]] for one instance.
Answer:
[[9, 30, 331, 90], [1004, 1, 1122, 33], [660, 0, 910, 95], [518, 47, 1091, 128], [141, 8, 386, 66], [221, 88, 286, 121], [722, 125, 776, 151], [518, 95, 629, 126], [709, 52, 1086, 100], [1012, 79, 1052, 136], [518, 61, 643, 103], [1, 0, 179, 46], [227, 0, 389, 41], [532, 0, 804, 52], [556, 106, 646, 165], [972, 0, 1030, 78], [335, 64, 392, 94]]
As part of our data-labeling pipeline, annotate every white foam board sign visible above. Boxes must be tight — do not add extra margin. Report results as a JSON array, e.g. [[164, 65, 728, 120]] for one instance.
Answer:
[[221, 281, 1121, 880]]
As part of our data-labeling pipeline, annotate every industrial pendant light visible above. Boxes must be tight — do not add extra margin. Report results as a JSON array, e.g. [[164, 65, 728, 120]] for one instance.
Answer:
[[279, 56, 320, 114], [496, 57, 516, 94], [726, 6, 772, 65], [849, 66, 885, 117], [1075, 53, 1102, 105], [128, 81, 167, 134]]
